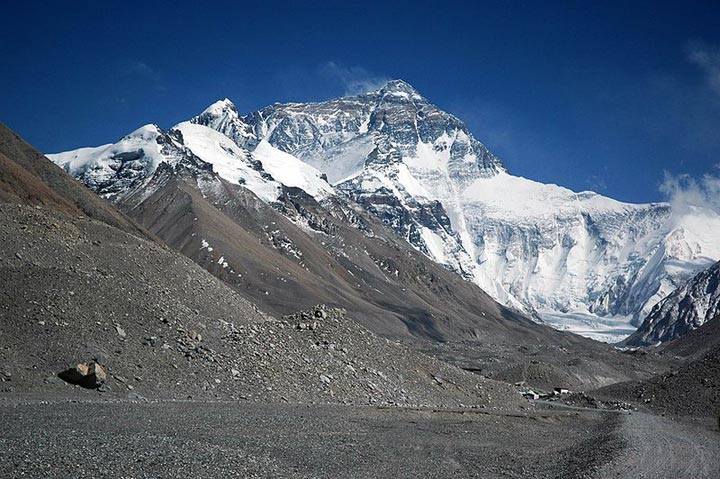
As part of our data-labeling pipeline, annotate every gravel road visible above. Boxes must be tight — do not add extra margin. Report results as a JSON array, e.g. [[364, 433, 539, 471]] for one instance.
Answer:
[[0, 398, 620, 478], [595, 411, 720, 478]]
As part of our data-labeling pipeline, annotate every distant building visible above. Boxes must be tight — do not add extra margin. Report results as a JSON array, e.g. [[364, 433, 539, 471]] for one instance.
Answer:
[[522, 390, 540, 400]]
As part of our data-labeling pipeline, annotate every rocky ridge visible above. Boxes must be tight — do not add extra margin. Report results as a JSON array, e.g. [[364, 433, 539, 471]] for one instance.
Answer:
[[625, 260, 720, 346]]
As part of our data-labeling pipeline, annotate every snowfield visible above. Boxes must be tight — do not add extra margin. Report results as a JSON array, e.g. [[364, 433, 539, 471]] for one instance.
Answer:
[[251, 140, 334, 200], [174, 122, 281, 202]]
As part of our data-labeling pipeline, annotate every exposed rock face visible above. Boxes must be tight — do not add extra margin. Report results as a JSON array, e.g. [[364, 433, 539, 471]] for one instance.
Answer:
[[625, 261, 720, 346], [59, 362, 107, 389], [191, 98, 258, 150], [236, 80, 505, 184]]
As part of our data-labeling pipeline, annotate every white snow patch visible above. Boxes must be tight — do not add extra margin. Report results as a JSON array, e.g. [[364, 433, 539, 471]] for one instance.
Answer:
[[252, 140, 335, 200], [420, 227, 447, 264], [174, 122, 281, 202]]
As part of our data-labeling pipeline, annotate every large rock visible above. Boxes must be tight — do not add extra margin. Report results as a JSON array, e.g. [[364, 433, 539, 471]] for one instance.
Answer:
[[58, 362, 107, 389]]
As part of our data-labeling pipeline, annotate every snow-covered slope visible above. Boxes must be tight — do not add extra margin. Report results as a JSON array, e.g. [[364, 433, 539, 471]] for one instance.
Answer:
[[50, 116, 334, 205], [48, 125, 191, 200], [461, 175, 720, 338], [49, 80, 720, 342], [625, 260, 720, 346], [173, 122, 280, 202], [251, 140, 334, 200]]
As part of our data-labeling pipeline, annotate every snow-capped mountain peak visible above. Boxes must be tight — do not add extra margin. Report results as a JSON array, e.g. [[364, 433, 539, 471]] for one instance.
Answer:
[[48, 85, 720, 342], [123, 123, 163, 141], [373, 79, 425, 101], [48, 124, 192, 200], [192, 98, 258, 150], [204, 97, 237, 113]]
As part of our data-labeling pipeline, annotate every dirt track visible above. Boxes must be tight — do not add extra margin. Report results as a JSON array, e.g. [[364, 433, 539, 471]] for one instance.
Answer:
[[595, 412, 720, 479], [0, 398, 621, 478]]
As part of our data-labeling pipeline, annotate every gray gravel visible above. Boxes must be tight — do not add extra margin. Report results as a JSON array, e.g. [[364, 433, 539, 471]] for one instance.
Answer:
[[0, 398, 622, 478], [595, 412, 720, 478]]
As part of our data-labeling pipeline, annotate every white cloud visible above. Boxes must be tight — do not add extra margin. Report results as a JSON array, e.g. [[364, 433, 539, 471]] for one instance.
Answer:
[[686, 40, 720, 97], [660, 169, 720, 215], [319, 62, 389, 96]]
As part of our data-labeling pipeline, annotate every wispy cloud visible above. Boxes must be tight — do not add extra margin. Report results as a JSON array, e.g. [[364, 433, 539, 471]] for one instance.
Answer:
[[584, 170, 609, 193], [659, 169, 720, 215], [319, 62, 389, 96], [686, 40, 720, 97], [119, 60, 166, 92]]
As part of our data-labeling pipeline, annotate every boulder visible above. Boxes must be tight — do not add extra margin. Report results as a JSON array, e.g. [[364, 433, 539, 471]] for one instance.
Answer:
[[58, 362, 107, 389]]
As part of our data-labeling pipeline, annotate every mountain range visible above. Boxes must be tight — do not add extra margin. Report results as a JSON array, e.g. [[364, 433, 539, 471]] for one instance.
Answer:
[[49, 80, 720, 342], [0, 119, 667, 403]]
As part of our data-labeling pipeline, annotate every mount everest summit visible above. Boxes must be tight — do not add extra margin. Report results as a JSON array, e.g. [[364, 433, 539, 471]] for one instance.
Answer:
[[49, 80, 720, 342]]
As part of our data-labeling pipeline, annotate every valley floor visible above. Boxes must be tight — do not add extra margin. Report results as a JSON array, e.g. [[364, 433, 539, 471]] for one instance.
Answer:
[[0, 397, 624, 478], [3, 396, 716, 478]]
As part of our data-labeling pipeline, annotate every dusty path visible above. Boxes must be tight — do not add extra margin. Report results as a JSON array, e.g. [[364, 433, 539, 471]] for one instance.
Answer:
[[0, 398, 618, 478], [594, 412, 720, 479], [6, 397, 715, 478]]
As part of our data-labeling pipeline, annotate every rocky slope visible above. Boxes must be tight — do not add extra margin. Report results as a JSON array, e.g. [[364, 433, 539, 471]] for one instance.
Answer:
[[595, 318, 720, 418], [50, 81, 720, 341], [624, 261, 720, 346], [1, 203, 523, 408], [0, 124, 526, 409], [0, 122, 150, 239]]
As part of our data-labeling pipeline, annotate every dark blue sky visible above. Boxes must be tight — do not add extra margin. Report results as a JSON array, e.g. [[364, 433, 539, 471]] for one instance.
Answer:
[[2, 1, 719, 203]]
